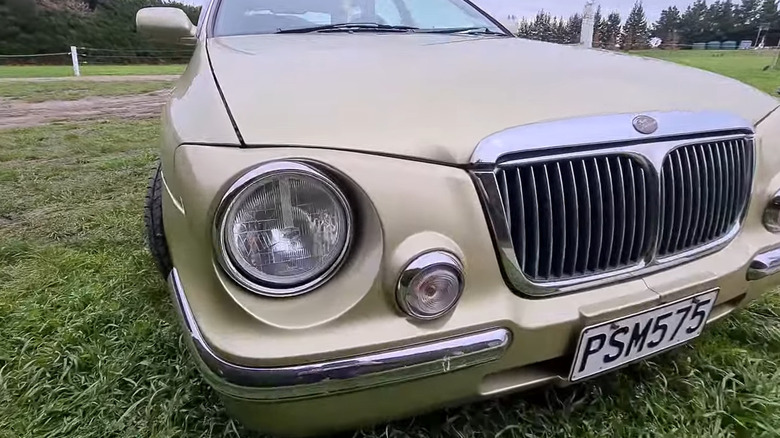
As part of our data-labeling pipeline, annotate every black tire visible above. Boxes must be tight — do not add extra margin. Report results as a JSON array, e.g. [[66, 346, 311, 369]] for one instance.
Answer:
[[144, 162, 173, 278]]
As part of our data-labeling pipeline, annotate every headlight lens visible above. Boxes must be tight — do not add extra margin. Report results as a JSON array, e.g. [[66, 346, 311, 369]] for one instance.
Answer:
[[217, 161, 353, 297], [763, 189, 780, 233]]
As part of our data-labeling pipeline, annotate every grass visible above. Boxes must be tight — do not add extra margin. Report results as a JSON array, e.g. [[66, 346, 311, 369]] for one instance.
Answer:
[[0, 81, 173, 102], [0, 64, 185, 79], [1, 120, 779, 438], [634, 49, 780, 95]]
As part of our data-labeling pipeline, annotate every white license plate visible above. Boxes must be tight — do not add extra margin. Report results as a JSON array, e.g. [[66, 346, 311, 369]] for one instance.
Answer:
[[569, 289, 719, 382]]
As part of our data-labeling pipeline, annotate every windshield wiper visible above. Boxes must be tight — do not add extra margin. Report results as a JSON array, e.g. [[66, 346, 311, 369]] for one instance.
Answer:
[[418, 26, 508, 36], [277, 23, 419, 34]]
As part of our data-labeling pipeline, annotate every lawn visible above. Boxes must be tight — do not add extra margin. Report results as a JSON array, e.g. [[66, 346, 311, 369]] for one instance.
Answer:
[[0, 64, 185, 79], [634, 49, 780, 95], [1, 52, 780, 437], [0, 81, 173, 102]]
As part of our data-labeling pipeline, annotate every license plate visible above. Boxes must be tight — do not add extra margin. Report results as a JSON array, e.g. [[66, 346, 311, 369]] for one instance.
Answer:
[[569, 289, 719, 382]]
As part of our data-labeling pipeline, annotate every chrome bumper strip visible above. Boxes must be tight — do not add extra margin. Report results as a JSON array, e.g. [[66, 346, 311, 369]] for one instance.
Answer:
[[168, 268, 511, 401], [747, 247, 780, 281]]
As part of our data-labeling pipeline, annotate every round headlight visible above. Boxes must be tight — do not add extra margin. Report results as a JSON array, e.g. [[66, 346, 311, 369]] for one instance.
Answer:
[[396, 251, 464, 320], [763, 189, 780, 234], [216, 161, 353, 297]]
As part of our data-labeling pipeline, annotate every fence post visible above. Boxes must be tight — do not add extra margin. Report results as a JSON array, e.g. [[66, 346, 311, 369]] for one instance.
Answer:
[[70, 46, 81, 77]]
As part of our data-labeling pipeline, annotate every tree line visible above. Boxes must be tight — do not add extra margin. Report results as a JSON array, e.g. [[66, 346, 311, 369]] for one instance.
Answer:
[[0, 0, 201, 63], [517, 0, 780, 50]]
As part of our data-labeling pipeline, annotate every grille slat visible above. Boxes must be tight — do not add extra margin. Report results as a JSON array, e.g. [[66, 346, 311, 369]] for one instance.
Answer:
[[634, 166, 648, 261], [660, 158, 674, 254], [514, 168, 526, 269], [723, 141, 742, 233], [614, 157, 627, 266], [624, 159, 638, 264], [705, 145, 720, 240], [680, 148, 699, 248], [602, 159, 616, 268], [713, 143, 727, 237], [495, 137, 754, 283], [590, 159, 604, 272], [526, 167, 540, 278], [578, 160, 592, 274], [722, 142, 734, 236], [671, 150, 686, 253], [563, 162, 579, 276], [694, 145, 709, 246], [552, 163, 568, 277], [540, 165, 554, 278]]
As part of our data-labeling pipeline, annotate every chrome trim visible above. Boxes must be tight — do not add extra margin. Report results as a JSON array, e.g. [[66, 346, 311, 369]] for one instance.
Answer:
[[747, 247, 780, 281], [213, 160, 354, 298], [396, 251, 465, 320], [470, 111, 755, 297], [762, 189, 780, 233], [471, 111, 754, 164], [168, 268, 511, 401]]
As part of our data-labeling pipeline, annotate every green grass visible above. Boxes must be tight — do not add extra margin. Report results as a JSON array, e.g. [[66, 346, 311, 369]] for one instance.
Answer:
[[0, 81, 173, 102], [1, 120, 779, 437], [634, 49, 780, 95], [0, 64, 185, 79]]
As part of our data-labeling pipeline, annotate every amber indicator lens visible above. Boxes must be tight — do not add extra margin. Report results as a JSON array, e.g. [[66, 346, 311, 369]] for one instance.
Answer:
[[397, 252, 464, 320]]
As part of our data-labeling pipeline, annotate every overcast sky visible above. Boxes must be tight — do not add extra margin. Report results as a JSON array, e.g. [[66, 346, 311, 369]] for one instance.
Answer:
[[181, 0, 695, 23]]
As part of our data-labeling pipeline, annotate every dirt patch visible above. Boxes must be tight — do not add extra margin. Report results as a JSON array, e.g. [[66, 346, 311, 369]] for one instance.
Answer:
[[0, 90, 170, 130]]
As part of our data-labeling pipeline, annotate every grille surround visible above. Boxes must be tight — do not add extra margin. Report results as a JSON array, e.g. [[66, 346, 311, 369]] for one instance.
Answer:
[[470, 111, 756, 297]]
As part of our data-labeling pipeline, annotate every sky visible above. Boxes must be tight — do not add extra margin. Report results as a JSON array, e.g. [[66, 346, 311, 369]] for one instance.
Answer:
[[180, 0, 695, 23]]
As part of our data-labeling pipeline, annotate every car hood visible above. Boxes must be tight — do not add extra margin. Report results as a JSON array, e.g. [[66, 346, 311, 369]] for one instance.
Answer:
[[208, 34, 777, 164]]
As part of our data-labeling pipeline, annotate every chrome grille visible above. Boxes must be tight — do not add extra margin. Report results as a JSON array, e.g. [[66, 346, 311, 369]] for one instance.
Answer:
[[497, 155, 652, 281], [658, 139, 754, 257], [470, 111, 756, 296]]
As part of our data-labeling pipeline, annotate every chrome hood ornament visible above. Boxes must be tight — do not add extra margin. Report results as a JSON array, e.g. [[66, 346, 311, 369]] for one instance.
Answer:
[[632, 115, 658, 135]]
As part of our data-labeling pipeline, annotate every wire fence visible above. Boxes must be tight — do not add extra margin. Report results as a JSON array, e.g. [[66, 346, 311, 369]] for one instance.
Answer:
[[0, 46, 193, 69], [3, 41, 780, 76]]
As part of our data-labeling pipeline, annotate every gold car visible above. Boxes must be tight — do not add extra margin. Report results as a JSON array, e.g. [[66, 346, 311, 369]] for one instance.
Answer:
[[138, 1, 780, 436]]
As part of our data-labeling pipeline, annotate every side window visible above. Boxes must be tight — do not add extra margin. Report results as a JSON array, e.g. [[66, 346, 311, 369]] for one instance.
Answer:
[[374, 0, 401, 24]]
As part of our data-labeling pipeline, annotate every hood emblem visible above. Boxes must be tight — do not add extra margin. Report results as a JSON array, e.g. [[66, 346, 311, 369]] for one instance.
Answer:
[[632, 115, 658, 135]]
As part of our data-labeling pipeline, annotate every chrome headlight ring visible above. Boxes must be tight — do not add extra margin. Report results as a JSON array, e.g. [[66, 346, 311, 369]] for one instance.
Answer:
[[214, 160, 354, 298], [763, 189, 780, 234]]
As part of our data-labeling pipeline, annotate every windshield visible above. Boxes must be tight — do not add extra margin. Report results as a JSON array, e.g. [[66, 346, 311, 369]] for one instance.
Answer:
[[213, 0, 503, 36]]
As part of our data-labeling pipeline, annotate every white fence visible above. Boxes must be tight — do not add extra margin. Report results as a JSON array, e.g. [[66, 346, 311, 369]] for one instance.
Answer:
[[0, 46, 193, 76]]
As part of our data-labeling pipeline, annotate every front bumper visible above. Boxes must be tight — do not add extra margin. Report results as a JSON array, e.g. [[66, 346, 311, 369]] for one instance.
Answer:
[[169, 268, 511, 401]]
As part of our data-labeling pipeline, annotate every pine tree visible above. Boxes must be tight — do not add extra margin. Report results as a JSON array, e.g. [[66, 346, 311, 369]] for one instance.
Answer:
[[604, 11, 623, 49], [736, 0, 761, 26], [566, 13, 583, 44], [593, 6, 606, 48], [680, 0, 709, 44], [622, 1, 650, 50], [759, 0, 779, 31], [553, 16, 568, 43], [707, 1, 736, 40], [654, 6, 682, 47]]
